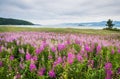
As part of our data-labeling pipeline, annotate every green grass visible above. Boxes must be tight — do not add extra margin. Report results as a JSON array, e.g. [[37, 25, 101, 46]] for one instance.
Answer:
[[0, 26, 120, 35]]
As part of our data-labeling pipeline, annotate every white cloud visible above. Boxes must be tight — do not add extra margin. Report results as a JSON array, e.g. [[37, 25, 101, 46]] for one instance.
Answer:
[[0, 0, 120, 24]]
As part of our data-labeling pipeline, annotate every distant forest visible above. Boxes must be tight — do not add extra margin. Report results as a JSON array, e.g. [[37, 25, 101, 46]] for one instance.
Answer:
[[0, 17, 34, 25]]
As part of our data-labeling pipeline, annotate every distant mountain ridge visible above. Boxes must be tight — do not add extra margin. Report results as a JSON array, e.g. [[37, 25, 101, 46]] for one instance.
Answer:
[[58, 21, 120, 27], [0, 17, 34, 25]]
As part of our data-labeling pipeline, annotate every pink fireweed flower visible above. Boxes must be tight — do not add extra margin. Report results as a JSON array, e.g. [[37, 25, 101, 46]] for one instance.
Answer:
[[0, 46, 2, 52], [105, 70, 112, 79], [63, 56, 66, 62], [29, 63, 36, 71], [14, 73, 21, 79], [53, 61, 58, 67], [67, 52, 75, 64], [42, 41, 47, 47], [117, 67, 120, 74], [19, 63, 25, 69], [53, 57, 62, 67], [20, 57, 24, 62], [16, 40, 19, 45], [57, 57, 62, 63], [83, 52, 88, 58], [32, 56, 38, 61], [36, 45, 45, 54], [19, 48, 25, 54], [80, 48, 85, 55], [38, 68, 46, 76], [48, 70, 56, 78], [62, 62, 66, 68], [85, 45, 90, 52], [88, 60, 94, 68], [35, 48, 40, 54], [10, 55, 14, 60], [104, 62, 112, 79], [104, 62, 112, 70], [75, 39, 80, 44], [0, 61, 3, 67], [48, 55, 52, 59], [111, 49, 114, 54], [90, 43, 95, 52], [57, 44, 65, 51], [96, 45, 101, 54], [51, 46, 56, 52], [77, 54, 83, 62], [118, 49, 120, 54], [40, 45, 45, 51], [26, 53, 31, 60], [66, 39, 70, 45]]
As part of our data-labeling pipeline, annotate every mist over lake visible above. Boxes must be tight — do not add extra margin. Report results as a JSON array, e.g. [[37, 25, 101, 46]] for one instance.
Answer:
[[0, 25, 120, 29]]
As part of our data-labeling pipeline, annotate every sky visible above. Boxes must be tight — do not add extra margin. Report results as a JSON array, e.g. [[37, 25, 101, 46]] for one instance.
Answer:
[[0, 0, 120, 25]]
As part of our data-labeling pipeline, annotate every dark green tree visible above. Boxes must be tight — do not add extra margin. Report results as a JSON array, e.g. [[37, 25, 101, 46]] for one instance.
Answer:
[[106, 19, 115, 29]]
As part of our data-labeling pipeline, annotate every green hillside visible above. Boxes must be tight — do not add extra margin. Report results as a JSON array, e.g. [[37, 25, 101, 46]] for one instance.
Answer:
[[0, 17, 34, 25]]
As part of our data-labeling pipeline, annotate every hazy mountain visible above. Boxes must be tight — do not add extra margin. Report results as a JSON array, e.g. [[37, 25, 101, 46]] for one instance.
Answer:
[[0, 17, 34, 25], [58, 21, 120, 27]]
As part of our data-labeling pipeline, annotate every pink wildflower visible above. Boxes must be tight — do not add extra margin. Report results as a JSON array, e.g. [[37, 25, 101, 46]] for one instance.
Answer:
[[38, 68, 46, 76], [0, 61, 3, 67], [96, 45, 101, 53], [85, 44, 90, 52], [67, 52, 75, 64], [26, 53, 31, 60], [32, 56, 38, 61], [77, 54, 83, 62], [51, 46, 56, 52], [29, 63, 36, 71], [10, 55, 14, 60], [48, 70, 56, 78], [104, 62, 112, 79], [58, 44, 65, 51]]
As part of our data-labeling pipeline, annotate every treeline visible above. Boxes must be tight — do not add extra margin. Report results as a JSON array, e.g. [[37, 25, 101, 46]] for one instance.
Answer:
[[0, 17, 34, 25]]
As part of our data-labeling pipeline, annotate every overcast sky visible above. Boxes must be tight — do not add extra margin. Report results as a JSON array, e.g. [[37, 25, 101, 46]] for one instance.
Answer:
[[0, 0, 120, 25]]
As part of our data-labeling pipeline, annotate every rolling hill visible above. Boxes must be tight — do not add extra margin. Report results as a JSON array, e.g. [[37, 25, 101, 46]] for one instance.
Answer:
[[58, 21, 120, 27], [0, 17, 34, 25]]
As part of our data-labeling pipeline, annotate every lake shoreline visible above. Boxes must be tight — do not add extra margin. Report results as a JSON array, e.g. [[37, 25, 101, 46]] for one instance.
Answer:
[[0, 25, 120, 29]]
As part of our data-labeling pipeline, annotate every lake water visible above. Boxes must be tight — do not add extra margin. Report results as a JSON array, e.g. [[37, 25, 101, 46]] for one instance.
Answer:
[[0, 25, 120, 29]]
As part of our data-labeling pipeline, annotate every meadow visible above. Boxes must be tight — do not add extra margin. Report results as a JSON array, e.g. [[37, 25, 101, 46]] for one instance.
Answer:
[[0, 26, 120, 34], [0, 26, 120, 79]]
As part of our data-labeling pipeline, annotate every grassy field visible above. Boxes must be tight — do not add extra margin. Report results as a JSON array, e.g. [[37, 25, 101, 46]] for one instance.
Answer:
[[0, 26, 120, 35], [0, 26, 120, 79]]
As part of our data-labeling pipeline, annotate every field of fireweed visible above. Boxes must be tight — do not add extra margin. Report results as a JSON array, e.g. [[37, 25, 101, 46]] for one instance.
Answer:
[[0, 32, 120, 79]]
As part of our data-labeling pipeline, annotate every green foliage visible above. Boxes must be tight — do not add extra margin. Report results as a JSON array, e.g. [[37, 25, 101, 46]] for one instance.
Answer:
[[103, 27, 120, 31], [0, 27, 120, 35], [106, 19, 115, 29], [0, 38, 120, 79], [0, 17, 34, 25], [73, 44, 81, 53]]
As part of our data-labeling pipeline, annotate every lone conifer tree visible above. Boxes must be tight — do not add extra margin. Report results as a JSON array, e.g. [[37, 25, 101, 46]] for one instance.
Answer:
[[106, 19, 114, 29]]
